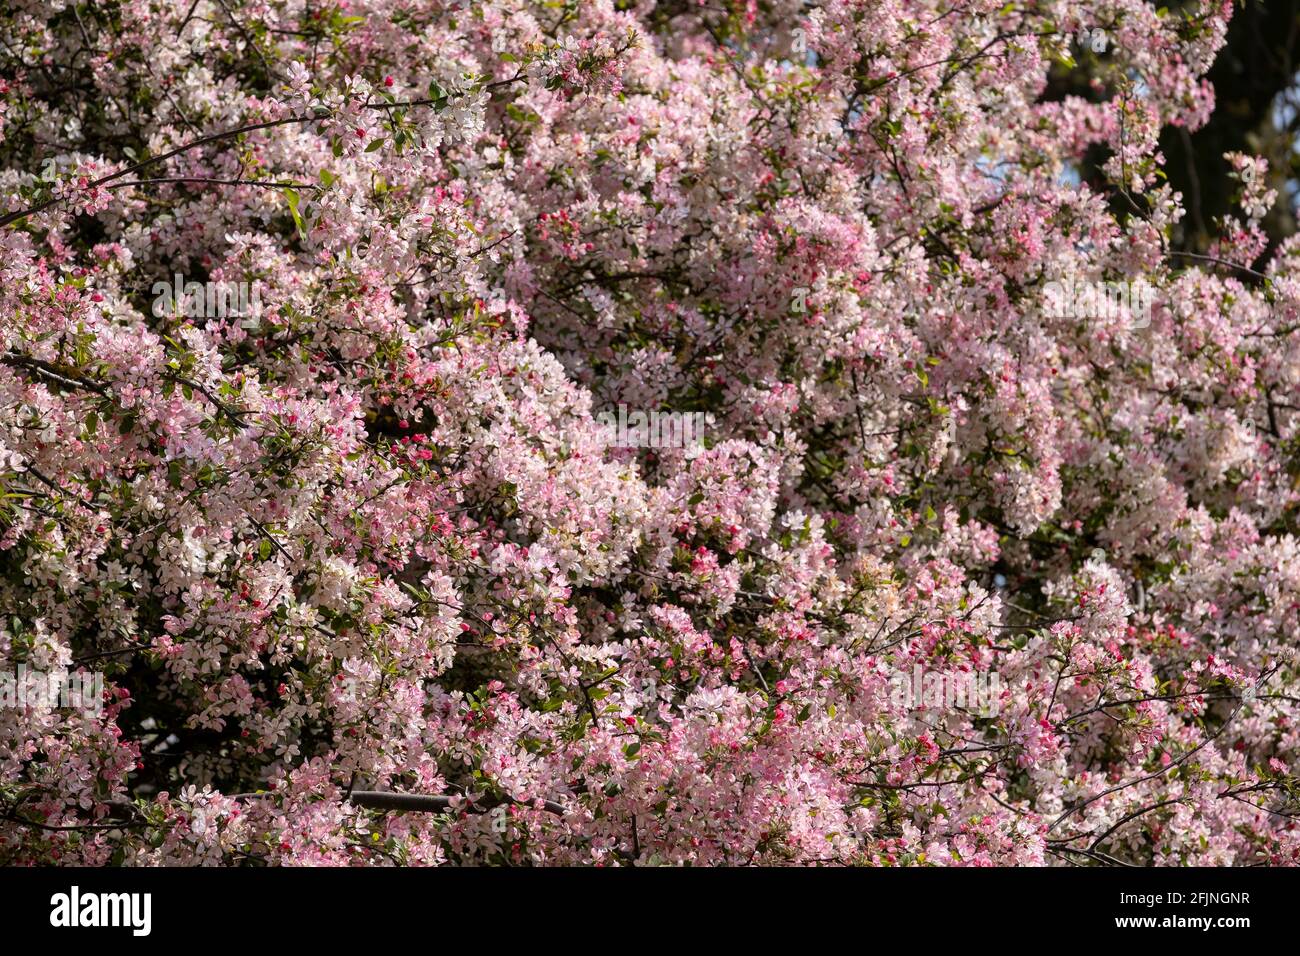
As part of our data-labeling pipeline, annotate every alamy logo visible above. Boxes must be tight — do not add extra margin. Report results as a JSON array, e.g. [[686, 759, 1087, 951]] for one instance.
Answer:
[[1, 665, 103, 716], [1076, 26, 1110, 53], [49, 886, 151, 936], [890, 665, 1003, 716], [596, 404, 711, 458], [152, 273, 262, 326], [1042, 276, 1153, 328]]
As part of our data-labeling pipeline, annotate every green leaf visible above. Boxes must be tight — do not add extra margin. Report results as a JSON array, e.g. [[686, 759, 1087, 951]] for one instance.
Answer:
[[284, 188, 305, 237]]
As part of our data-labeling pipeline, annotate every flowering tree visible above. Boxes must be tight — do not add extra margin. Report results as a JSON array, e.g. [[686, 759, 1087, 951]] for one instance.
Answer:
[[0, 0, 1297, 867]]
